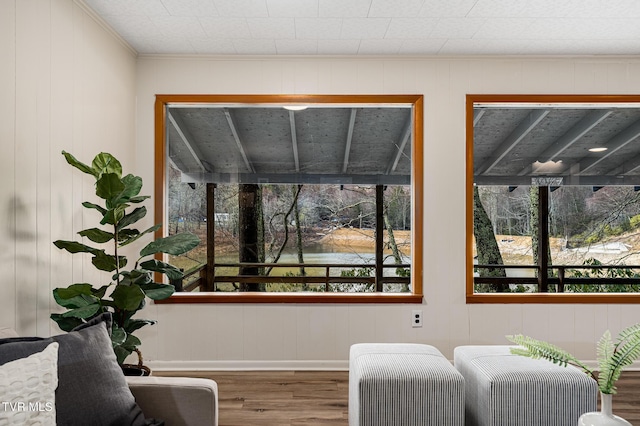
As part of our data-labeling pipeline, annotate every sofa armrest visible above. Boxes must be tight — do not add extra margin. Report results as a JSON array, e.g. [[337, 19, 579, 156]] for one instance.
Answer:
[[126, 376, 218, 426]]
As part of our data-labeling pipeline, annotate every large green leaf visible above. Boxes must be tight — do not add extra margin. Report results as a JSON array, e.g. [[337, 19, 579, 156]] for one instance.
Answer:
[[117, 206, 147, 231], [61, 303, 101, 319], [119, 224, 160, 247], [111, 324, 127, 345], [140, 283, 175, 300], [117, 228, 140, 242], [124, 318, 156, 334], [78, 228, 113, 244], [128, 195, 150, 204], [139, 232, 200, 257], [111, 284, 145, 312], [82, 201, 106, 215], [119, 174, 143, 200], [62, 151, 97, 178], [53, 240, 98, 255], [54, 283, 94, 299], [116, 269, 152, 287], [92, 152, 122, 179], [101, 204, 128, 226], [96, 173, 125, 201], [121, 334, 142, 351], [91, 250, 126, 272], [50, 313, 84, 332], [140, 259, 184, 280], [92, 285, 109, 299], [113, 345, 131, 365], [53, 291, 96, 309]]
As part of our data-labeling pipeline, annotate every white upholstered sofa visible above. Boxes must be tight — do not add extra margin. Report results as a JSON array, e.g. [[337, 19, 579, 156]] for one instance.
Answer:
[[0, 317, 218, 426]]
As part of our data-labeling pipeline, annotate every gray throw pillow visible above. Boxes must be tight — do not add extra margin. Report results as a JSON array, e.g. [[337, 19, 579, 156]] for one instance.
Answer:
[[0, 313, 147, 426]]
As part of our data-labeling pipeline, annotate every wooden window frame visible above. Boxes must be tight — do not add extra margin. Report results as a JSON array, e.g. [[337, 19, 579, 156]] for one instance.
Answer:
[[154, 94, 424, 304], [466, 94, 640, 304]]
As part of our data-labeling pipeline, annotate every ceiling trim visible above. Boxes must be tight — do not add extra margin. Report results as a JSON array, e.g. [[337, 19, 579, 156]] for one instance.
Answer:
[[73, 0, 138, 57]]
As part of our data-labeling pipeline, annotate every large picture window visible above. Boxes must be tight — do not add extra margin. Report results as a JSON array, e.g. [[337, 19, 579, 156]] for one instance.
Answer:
[[467, 94, 640, 303], [155, 95, 423, 303]]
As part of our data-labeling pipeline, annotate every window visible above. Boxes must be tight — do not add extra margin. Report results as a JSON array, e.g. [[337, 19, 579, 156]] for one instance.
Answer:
[[155, 95, 423, 303], [467, 94, 640, 303]]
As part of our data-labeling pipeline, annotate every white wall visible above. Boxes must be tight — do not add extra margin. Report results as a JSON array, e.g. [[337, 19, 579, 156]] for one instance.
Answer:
[[0, 0, 136, 336], [136, 56, 640, 368], [4, 3, 640, 367]]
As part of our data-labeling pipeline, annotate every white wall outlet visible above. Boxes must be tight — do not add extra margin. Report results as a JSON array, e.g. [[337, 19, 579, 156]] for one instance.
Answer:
[[412, 310, 423, 328]]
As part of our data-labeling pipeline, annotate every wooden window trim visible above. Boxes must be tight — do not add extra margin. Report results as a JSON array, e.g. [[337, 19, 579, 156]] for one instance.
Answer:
[[466, 94, 640, 304], [155, 94, 424, 304]]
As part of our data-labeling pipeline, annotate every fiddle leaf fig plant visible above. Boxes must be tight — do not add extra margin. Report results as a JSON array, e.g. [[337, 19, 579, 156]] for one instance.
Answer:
[[52, 151, 200, 365], [507, 322, 640, 395]]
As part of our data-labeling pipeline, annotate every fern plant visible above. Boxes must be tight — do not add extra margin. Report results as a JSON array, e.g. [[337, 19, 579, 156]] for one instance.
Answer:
[[507, 323, 640, 395]]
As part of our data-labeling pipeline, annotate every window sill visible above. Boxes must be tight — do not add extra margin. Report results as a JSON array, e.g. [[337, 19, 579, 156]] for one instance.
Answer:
[[155, 292, 424, 304], [467, 293, 640, 304]]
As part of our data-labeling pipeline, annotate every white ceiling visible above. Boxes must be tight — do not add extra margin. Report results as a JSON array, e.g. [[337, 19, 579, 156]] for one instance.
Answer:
[[82, 0, 640, 56]]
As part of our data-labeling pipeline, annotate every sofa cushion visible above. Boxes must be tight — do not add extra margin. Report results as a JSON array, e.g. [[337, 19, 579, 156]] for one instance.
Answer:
[[0, 313, 147, 426], [0, 341, 58, 425], [0, 327, 18, 339]]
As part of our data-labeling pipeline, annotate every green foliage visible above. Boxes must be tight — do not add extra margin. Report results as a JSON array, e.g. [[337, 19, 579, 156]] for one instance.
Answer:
[[566, 258, 640, 293], [340, 267, 373, 278], [597, 324, 640, 394], [507, 323, 640, 394], [630, 214, 640, 229], [52, 151, 200, 365]]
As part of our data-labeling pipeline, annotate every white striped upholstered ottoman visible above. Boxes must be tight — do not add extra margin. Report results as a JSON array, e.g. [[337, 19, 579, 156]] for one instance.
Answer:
[[453, 345, 598, 426], [349, 343, 464, 426]]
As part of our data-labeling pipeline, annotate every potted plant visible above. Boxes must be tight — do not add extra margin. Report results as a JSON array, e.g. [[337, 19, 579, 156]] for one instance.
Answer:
[[51, 151, 199, 374], [507, 323, 640, 425]]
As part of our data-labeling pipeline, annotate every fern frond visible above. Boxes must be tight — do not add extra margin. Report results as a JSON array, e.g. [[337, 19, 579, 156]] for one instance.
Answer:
[[599, 324, 640, 394], [615, 323, 640, 343], [597, 330, 615, 393], [506, 334, 595, 378]]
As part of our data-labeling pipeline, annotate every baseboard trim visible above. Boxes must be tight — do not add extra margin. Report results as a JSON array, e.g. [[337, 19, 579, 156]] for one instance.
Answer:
[[147, 359, 640, 372], [148, 360, 350, 371]]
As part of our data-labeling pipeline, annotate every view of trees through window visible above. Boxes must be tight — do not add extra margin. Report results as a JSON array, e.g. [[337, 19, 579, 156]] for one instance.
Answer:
[[470, 95, 640, 297], [156, 95, 422, 299], [474, 184, 640, 293], [168, 164, 411, 293]]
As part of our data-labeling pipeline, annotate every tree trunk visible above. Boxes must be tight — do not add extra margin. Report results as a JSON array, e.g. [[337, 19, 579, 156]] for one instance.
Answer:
[[473, 186, 508, 292], [238, 184, 265, 291], [293, 185, 306, 281], [530, 186, 553, 284], [384, 210, 409, 292], [384, 212, 403, 264]]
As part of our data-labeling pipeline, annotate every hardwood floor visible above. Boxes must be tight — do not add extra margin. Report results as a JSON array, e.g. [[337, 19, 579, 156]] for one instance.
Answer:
[[155, 370, 640, 425]]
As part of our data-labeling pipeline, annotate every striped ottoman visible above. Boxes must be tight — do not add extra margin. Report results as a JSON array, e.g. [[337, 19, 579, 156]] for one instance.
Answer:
[[349, 343, 464, 426], [453, 345, 598, 426]]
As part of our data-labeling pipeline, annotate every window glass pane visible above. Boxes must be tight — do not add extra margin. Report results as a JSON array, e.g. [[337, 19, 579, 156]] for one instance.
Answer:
[[168, 172, 411, 292], [474, 184, 640, 294], [160, 96, 421, 297]]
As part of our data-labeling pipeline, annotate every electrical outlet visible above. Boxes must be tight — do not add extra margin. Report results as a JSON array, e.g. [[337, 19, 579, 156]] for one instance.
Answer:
[[412, 310, 423, 328]]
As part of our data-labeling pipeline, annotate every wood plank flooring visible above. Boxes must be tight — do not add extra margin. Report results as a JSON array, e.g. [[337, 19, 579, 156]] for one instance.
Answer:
[[155, 370, 640, 425]]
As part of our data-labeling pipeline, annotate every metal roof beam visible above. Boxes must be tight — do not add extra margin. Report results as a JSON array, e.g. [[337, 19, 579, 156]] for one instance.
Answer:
[[386, 115, 411, 175], [180, 171, 411, 185], [288, 111, 300, 172], [167, 110, 208, 172], [223, 108, 255, 174], [573, 118, 640, 175], [342, 109, 357, 173], [477, 109, 550, 175], [606, 153, 640, 175], [517, 109, 612, 176]]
